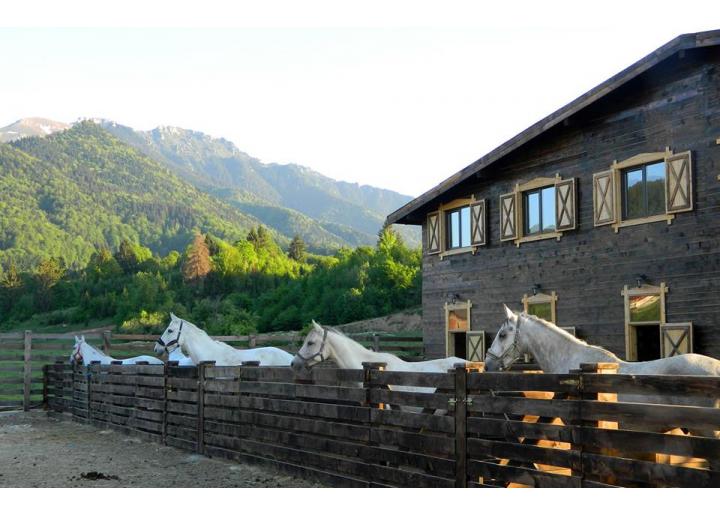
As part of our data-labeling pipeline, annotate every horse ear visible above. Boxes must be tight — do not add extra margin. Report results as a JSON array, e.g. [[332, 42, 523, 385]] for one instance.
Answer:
[[503, 304, 517, 320], [312, 320, 322, 331], [170, 312, 177, 321]]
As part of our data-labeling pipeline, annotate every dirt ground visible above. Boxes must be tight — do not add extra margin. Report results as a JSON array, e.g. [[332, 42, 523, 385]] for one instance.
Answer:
[[0, 410, 320, 488]]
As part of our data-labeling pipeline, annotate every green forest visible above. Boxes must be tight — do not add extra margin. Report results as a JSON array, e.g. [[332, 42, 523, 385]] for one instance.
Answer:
[[0, 225, 421, 335]]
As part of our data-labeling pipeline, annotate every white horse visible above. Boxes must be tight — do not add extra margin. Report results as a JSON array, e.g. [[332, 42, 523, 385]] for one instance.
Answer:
[[291, 320, 466, 394], [154, 314, 294, 366], [485, 306, 720, 435], [70, 335, 164, 365]]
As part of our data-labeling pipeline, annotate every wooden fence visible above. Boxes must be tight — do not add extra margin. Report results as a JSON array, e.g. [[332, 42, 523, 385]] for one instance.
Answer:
[[44, 361, 720, 487], [0, 330, 423, 411]]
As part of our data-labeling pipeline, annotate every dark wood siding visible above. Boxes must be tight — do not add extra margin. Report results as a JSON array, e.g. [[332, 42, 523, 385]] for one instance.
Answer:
[[422, 48, 720, 359]]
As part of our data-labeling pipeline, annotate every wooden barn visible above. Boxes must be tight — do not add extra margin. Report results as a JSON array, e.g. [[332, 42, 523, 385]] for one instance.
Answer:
[[387, 30, 720, 362]]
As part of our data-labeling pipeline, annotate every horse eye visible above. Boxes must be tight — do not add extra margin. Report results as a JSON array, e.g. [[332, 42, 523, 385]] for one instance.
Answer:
[[499, 332, 506, 339], [168, 329, 174, 334], [307, 342, 315, 346]]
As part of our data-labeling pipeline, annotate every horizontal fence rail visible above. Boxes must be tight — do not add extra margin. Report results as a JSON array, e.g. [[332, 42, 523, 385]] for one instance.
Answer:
[[0, 330, 422, 411], [44, 361, 720, 488]]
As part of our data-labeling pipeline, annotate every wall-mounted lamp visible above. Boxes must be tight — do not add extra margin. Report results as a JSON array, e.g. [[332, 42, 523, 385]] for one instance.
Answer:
[[531, 284, 541, 296], [635, 274, 648, 287], [447, 293, 460, 304]]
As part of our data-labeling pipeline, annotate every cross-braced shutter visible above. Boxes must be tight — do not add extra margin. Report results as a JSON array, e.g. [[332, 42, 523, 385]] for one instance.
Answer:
[[426, 212, 441, 255], [660, 322, 693, 357], [466, 331, 485, 362], [555, 178, 577, 231], [469, 200, 486, 247], [593, 170, 617, 226], [665, 151, 693, 214], [499, 193, 517, 241]]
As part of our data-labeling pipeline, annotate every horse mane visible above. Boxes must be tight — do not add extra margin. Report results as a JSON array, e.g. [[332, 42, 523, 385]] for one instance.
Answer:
[[319, 325, 404, 363], [522, 313, 620, 360]]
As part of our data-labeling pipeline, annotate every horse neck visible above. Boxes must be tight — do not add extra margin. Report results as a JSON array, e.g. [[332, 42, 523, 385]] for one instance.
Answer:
[[180, 324, 220, 363], [518, 317, 620, 373], [82, 342, 106, 363], [326, 332, 395, 370]]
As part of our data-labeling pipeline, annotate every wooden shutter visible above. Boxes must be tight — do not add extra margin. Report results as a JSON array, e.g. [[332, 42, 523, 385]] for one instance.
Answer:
[[555, 178, 577, 231], [665, 151, 693, 214], [499, 193, 518, 241], [469, 200, 486, 247], [466, 331, 485, 362], [426, 212, 441, 255], [660, 322, 693, 357], [593, 170, 616, 226]]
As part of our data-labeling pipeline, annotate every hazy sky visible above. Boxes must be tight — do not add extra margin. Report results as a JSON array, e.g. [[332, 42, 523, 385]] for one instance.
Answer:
[[1, 5, 716, 196]]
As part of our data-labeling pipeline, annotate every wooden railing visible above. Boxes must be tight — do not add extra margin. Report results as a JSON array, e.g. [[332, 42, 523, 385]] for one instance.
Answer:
[[0, 330, 423, 411], [44, 361, 720, 487]]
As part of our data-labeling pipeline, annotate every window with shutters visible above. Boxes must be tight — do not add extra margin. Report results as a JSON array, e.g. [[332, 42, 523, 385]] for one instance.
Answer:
[[426, 196, 486, 258], [593, 148, 693, 232], [622, 282, 670, 362], [501, 175, 576, 246]]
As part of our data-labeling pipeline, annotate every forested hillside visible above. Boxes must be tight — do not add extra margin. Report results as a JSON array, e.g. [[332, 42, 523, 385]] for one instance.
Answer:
[[0, 122, 273, 268], [0, 226, 420, 335]]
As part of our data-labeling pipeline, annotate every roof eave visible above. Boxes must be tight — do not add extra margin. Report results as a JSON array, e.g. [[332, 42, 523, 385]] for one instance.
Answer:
[[387, 30, 719, 226]]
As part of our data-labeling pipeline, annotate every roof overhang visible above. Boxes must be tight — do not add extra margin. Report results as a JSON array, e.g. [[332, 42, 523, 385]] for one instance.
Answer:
[[387, 30, 720, 226]]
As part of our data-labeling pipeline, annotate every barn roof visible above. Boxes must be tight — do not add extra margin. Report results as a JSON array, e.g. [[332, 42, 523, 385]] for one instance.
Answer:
[[387, 29, 720, 226]]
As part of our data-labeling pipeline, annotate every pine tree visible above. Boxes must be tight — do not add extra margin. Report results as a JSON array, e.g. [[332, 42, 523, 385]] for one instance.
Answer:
[[1, 260, 22, 290], [182, 233, 212, 286], [115, 240, 139, 272], [288, 234, 307, 262], [35, 257, 65, 311]]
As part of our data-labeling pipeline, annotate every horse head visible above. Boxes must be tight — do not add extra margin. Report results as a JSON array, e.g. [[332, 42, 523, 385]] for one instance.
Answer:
[[155, 313, 184, 355], [291, 320, 332, 372], [70, 335, 85, 364], [485, 305, 525, 371]]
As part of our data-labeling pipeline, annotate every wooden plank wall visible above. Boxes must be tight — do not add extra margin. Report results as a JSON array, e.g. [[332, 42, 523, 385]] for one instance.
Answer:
[[44, 363, 720, 487]]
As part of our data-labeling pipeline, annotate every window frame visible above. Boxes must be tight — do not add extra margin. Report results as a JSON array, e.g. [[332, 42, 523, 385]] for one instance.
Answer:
[[621, 282, 667, 361], [444, 205, 471, 250], [620, 160, 666, 221], [523, 185, 557, 237], [522, 291, 557, 324], [512, 176, 565, 246]]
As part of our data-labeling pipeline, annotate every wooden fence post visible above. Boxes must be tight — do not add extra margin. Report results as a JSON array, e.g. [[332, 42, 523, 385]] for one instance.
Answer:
[[362, 361, 386, 408], [102, 330, 112, 353], [372, 333, 380, 352], [162, 361, 176, 446], [197, 360, 214, 455], [23, 330, 32, 411], [42, 364, 49, 410]]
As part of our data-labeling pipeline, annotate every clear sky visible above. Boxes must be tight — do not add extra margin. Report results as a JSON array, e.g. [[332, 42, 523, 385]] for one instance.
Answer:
[[1, 2, 716, 197]]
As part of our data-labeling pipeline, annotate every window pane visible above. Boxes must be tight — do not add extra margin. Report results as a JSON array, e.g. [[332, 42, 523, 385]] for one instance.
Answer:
[[624, 168, 644, 219], [646, 162, 665, 216], [526, 191, 540, 235], [541, 186, 556, 232], [629, 294, 661, 322], [450, 211, 460, 248], [460, 207, 471, 247], [528, 302, 552, 321]]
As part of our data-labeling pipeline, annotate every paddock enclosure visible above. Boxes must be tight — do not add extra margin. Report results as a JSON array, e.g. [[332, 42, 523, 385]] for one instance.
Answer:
[[44, 360, 720, 487], [0, 330, 422, 412]]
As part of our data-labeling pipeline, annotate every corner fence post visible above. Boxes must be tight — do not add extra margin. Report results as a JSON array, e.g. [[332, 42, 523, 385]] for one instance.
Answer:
[[42, 364, 49, 410], [452, 362, 483, 488], [197, 360, 215, 455], [23, 330, 32, 411], [372, 333, 380, 352]]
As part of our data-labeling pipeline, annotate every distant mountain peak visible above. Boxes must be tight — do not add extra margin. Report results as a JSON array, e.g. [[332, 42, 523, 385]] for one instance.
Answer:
[[0, 117, 70, 143]]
